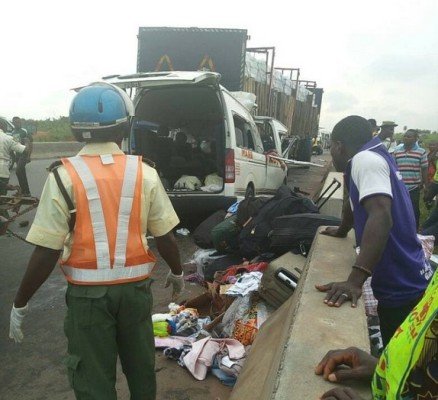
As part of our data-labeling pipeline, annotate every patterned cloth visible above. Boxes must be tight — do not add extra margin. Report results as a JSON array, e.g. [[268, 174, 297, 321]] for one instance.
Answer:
[[372, 269, 438, 399], [363, 277, 378, 316]]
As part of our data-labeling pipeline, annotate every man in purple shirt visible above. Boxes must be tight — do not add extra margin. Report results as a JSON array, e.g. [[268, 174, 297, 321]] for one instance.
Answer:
[[316, 115, 432, 345]]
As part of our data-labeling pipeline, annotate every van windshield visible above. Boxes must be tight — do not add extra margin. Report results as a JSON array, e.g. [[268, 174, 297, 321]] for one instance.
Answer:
[[131, 86, 225, 193]]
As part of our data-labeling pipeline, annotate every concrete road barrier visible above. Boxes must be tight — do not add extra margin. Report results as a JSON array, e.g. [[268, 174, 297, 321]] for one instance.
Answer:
[[32, 142, 84, 159]]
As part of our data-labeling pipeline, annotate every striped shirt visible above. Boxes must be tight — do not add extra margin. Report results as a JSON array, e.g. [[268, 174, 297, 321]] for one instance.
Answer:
[[393, 143, 428, 191]]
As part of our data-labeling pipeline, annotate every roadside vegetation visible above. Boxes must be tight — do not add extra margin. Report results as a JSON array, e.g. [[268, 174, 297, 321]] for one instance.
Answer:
[[24, 117, 74, 142]]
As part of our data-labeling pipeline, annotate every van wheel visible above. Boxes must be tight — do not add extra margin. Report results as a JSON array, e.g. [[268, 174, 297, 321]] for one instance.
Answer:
[[245, 184, 255, 199]]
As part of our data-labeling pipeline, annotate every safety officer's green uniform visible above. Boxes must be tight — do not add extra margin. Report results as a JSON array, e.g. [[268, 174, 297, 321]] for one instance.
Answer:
[[26, 142, 180, 399]]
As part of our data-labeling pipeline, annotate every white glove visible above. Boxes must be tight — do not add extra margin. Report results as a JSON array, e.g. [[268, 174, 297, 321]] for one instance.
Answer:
[[9, 303, 29, 343], [165, 271, 185, 300]]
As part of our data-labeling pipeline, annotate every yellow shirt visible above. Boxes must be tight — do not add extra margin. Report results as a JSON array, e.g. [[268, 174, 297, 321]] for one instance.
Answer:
[[26, 142, 179, 259]]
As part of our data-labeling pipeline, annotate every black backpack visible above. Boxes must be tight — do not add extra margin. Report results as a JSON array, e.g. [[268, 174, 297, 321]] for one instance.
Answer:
[[238, 185, 318, 258]]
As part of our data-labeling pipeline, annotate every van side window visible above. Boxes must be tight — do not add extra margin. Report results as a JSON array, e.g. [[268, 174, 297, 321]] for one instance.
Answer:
[[233, 114, 257, 151], [257, 121, 276, 152]]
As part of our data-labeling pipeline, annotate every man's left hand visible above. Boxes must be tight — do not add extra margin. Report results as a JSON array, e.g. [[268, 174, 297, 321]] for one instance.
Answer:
[[165, 271, 185, 301], [320, 387, 363, 400], [315, 281, 362, 308]]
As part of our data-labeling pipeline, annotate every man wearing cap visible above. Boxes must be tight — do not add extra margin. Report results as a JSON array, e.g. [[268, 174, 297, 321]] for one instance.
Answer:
[[393, 129, 428, 229], [378, 121, 398, 151]]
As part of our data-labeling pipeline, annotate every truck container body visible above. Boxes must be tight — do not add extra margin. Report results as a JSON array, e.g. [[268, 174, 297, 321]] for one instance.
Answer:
[[137, 27, 247, 91]]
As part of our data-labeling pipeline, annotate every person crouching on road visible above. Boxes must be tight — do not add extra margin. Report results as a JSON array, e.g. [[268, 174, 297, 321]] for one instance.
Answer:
[[9, 82, 185, 400], [316, 115, 432, 347]]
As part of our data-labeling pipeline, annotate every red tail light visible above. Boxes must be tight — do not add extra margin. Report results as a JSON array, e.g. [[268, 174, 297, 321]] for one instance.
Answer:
[[225, 148, 235, 183]]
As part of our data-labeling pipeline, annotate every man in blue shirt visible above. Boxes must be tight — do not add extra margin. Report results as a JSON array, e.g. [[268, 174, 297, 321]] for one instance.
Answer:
[[316, 115, 432, 345]]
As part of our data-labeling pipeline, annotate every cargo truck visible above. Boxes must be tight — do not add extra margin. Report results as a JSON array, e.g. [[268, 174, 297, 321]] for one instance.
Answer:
[[100, 27, 323, 225]]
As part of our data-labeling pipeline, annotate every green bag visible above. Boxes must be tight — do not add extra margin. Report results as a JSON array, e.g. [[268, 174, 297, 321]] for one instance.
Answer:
[[211, 215, 241, 254]]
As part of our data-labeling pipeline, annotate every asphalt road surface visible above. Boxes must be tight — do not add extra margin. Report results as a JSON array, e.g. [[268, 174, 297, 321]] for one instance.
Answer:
[[0, 159, 230, 400]]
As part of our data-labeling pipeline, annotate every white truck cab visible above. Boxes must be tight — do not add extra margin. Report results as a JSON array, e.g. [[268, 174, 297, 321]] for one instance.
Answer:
[[103, 71, 287, 224]]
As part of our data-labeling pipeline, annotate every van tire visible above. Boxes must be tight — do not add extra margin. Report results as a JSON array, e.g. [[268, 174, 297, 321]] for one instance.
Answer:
[[245, 184, 255, 199]]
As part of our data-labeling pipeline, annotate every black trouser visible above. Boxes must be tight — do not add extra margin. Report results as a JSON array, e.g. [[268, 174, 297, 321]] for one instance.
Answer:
[[16, 155, 30, 195], [377, 296, 421, 346], [0, 177, 9, 219], [422, 204, 438, 238], [409, 187, 420, 230], [0, 177, 8, 196]]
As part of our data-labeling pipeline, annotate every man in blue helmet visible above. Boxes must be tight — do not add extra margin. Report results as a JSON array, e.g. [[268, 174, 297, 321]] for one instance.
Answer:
[[9, 82, 185, 399]]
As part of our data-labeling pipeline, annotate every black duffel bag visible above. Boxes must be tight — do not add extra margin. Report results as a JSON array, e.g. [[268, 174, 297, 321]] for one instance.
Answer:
[[269, 213, 341, 256], [238, 185, 319, 258], [193, 210, 227, 249]]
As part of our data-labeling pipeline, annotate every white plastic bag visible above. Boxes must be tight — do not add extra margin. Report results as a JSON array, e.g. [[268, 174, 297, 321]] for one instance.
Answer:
[[189, 249, 227, 277], [174, 175, 202, 191]]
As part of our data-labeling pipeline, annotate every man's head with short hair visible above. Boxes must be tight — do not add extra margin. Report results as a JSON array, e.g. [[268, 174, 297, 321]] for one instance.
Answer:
[[330, 115, 373, 172], [403, 129, 419, 149], [368, 119, 379, 135], [12, 116, 22, 129]]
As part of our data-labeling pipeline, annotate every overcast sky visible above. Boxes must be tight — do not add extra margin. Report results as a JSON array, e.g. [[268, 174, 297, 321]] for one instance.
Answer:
[[1, 0, 437, 131]]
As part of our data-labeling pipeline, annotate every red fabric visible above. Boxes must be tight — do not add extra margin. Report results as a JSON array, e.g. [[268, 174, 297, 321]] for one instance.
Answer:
[[428, 161, 436, 183], [219, 262, 268, 284]]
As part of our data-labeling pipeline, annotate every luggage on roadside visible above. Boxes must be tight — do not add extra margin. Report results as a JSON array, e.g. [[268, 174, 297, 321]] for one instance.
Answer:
[[211, 215, 240, 254], [258, 251, 306, 308], [269, 213, 341, 255], [203, 254, 244, 282], [238, 185, 318, 258], [193, 210, 227, 249], [235, 196, 270, 227]]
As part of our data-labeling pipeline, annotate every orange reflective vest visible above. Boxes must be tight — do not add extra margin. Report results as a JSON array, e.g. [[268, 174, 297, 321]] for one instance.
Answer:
[[60, 154, 156, 285]]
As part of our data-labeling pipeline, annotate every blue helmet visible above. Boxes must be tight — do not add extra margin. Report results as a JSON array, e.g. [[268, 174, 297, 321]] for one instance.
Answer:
[[69, 82, 134, 135]]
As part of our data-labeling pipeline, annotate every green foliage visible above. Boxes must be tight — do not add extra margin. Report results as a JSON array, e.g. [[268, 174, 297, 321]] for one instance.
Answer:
[[394, 132, 438, 147], [24, 116, 74, 142], [420, 133, 438, 146]]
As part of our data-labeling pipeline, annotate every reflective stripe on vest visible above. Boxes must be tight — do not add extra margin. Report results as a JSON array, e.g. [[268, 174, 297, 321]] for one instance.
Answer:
[[68, 156, 111, 270], [61, 261, 155, 284], [113, 155, 138, 269]]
